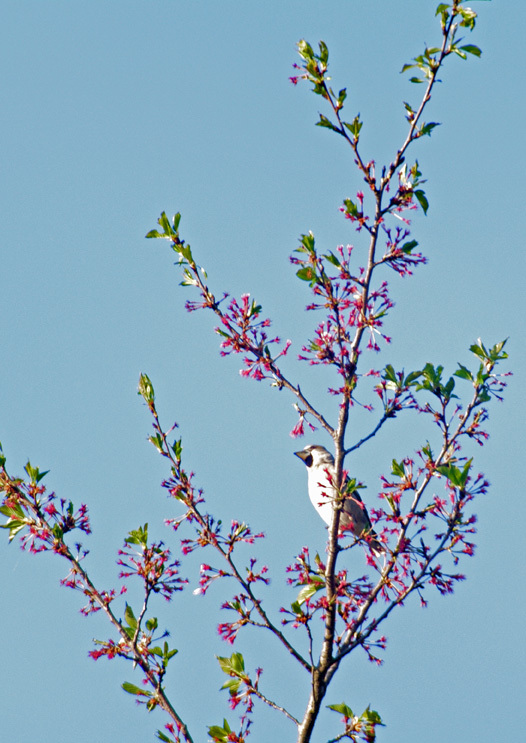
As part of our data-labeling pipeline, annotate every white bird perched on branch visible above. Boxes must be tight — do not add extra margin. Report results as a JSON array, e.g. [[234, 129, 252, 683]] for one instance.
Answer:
[[295, 444, 384, 556]]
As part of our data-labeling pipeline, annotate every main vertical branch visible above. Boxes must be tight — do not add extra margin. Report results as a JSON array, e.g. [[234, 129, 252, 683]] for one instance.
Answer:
[[294, 7, 482, 741]]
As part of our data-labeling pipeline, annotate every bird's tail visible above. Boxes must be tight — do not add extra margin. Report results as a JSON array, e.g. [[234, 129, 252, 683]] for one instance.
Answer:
[[365, 529, 385, 556]]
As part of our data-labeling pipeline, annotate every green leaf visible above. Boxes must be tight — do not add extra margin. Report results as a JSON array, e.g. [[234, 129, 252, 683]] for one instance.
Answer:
[[470, 338, 489, 360], [122, 681, 152, 697], [318, 40, 329, 66], [125, 523, 149, 547], [296, 577, 324, 606], [148, 434, 164, 453], [435, 459, 472, 489], [459, 459, 473, 489], [454, 364, 473, 381], [343, 115, 363, 139], [443, 376, 456, 400], [297, 39, 314, 61], [217, 652, 245, 677], [404, 370, 422, 385], [51, 523, 64, 540], [342, 198, 359, 217], [172, 438, 183, 461], [361, 705, 385, 725], [344, 477, 366, 496], [158, 211, 172, 233], [231, 652, 245, 674], [208, 720, 232, 743], [0, 519, 26, 540], [328, 702, 354, 718], [489, 338, 508, 360], [165, 647, 178, 661], [146, 212, 181, 240], [290, 600, 304, 615], [221, 677, 241, 694], [420, 122, 440, 137], [459, 7, 477, 29], [24, 461, 49, 484], [451, 46, 468, 60], [391, 459, 405, 479], [146, 617, 159, 632], [414, 189, 429, 214], [296, 266, 316, 283], [298, 231, 316, 254], [337, 88, 347, 106], [324, 251, 342, 268], [124, 604, 137, 630], [171, 212, 181, 232], [180, 271, 199, 288], [207, 728, 227, 742], [0, 502, 25, 519], [383, 364, 397, 384], [400, 239, 419, 254], [460, 44, 482, 57], [138, 372, 155, 404], [316, 114, 340, 133]]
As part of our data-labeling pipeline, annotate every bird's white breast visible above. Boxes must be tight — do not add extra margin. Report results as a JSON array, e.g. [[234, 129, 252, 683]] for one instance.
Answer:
[[307, 466, 335, 526]]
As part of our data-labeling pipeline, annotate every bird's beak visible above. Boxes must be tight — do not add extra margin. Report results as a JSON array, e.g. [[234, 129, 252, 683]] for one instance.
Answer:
[[294, 449, 312, 467], [294, 450, 310, 462]]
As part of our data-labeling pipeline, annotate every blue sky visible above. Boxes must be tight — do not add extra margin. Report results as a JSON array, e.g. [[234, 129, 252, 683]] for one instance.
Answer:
[[1, 1, 525, 741]]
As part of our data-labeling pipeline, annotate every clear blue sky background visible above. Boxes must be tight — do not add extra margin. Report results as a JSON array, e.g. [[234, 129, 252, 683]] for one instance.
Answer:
[[1, 1, 524, 741]]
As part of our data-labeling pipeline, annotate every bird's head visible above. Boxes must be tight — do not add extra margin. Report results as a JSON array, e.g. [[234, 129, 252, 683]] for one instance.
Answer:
[[294, 444, 334, 469]]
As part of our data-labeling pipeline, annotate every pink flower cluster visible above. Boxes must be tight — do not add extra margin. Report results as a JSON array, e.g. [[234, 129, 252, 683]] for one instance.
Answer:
[[117, 541, 187, 601], [215, 293, 291, 381]]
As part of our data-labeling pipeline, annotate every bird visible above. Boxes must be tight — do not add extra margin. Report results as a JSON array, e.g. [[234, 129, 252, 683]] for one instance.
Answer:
[[294, 444, 384, 555]]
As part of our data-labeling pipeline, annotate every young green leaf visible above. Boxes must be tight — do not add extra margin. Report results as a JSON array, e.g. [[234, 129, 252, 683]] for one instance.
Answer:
[[148, 433, 164, 453], [317, 114, 340, 133], [122, 681, 152, 697], [217, 652, 245, 677], [328, 701, 354, 718], [0, 519, 26, 541], [295, 576, 325, 606], [401, 239, 419, 253], [454, 364, 473, 381], [435, 459, 472, 489], [343, 114, 363, 139], [208, 719, 233, 743], [138, 373, 155, 404], [420, 122, 440, 137], [404, 370, 422, 385], [460, 44, 482, 57], [391, 459, 406, 479], [414, 189, 429, 214], [124, 603, 137, 630], [125, 524, 149, 547], [324, 251, 342, 269], [0, 502, 25, 520], [296, 266, 316, 284], [24, 461, 49, 484]]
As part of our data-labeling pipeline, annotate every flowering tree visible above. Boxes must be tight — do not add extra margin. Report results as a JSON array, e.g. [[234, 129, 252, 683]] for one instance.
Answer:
[[0, 2, 507, 742]]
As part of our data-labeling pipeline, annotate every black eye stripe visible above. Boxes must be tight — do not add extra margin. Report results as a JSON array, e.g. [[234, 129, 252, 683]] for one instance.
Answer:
[[305, 453, 313, 467]]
